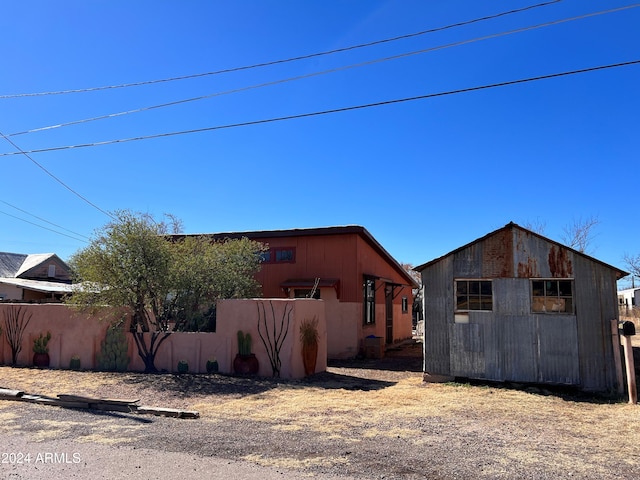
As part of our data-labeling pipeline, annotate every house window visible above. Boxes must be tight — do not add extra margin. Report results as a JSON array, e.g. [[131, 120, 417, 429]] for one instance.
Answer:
[[48, 264, 56, 278], [456, 279, 492, 311], [363, 277, 376, 324], [260, 247, 296, 264], [294, 289, 320, 299], [531, 279, 573, 313], [402, 296, 408, 313]]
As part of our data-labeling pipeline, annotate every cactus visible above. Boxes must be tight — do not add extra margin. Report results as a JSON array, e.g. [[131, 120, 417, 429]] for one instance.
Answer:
[[177, 359, 189, 374], [33, 331, 51, 354], [237, 330, 252, 356], [97, 324, 130, 372]]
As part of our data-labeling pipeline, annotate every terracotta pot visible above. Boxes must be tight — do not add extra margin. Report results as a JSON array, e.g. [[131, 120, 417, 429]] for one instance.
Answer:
[[302, 341, 318, 376], [33, 353, 50, 368], [233, 354, 259, 375]]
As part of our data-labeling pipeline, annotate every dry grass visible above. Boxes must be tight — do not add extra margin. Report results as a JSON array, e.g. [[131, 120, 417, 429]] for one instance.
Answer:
[[1, 360, 640, 478]]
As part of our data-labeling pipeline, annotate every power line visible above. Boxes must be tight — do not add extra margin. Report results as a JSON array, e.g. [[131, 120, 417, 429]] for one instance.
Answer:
[[1, 58, 637, 157], [7, 2, 637, 139], [0, 209, 89, 243], [0, 130, 115, 219], [0, 200, 91, 241], [0, 1, 562, 100]]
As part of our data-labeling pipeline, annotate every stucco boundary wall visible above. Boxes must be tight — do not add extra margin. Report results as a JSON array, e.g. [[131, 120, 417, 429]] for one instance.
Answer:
[[0, 299, 326, 380]]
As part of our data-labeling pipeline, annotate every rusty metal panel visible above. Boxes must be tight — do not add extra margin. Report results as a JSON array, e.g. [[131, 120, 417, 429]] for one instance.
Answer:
[[494, 314, 538, 383], [513, 229, 575, 279], [536, 315, 580, 385], [421, 256, 453, 375], [573, 256, 619, 392], [481, 228, 513, 277], [449, 322, 485, 377]]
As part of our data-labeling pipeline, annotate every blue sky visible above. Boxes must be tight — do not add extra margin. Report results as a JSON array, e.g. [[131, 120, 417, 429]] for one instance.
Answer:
[[1, 1, 638, 285]]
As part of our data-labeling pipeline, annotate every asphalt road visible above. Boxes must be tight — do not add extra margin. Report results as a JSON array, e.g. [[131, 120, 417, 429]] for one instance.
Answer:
[[2, 432, 357, 480]]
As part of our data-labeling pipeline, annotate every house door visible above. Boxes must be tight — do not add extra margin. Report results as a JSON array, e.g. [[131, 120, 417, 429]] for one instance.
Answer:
[[385, 285, 393, 344]]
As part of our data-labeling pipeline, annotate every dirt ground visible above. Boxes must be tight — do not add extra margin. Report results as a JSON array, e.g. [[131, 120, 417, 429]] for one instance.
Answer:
[[1, 340, 640, 479]]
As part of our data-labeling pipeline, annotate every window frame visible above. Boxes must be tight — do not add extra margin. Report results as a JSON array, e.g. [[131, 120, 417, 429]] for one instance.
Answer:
[[530, 278, 574, 314], [363, 277, 376, 325], [455, 279, 493, 312], [260, 247, 296, 264]]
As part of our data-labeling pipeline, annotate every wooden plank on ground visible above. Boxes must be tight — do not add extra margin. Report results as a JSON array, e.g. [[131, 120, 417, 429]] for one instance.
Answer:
[[57, 394, 140, 405], [137, 406, 200, 419], [0, 388, 24, 398]]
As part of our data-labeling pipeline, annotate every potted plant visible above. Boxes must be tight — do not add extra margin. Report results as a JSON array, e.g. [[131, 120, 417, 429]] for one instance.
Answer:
[[206, 357, 219, 374], [33, 331, 52, 368], [233, 330, 259, 375], [300, 316, 319, 376], [177, 359, 189, 374], [69, 355, 81, 370]]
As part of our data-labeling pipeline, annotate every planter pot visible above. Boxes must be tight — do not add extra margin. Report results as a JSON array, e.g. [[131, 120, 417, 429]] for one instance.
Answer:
[[33, 353, 50, 368], [69, 357, 81, 370], [233, 354, 259, 375], [302, 341, 318, 376], [206, 360, 219, 374], [177, 361, 189, 374]]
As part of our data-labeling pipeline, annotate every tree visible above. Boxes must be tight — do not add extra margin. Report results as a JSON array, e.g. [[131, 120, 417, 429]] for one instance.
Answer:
[[521, 216, 600, 254], [560, 215, 600, 254], [623, 253, 640, 287], [67, 210, 265, 372]]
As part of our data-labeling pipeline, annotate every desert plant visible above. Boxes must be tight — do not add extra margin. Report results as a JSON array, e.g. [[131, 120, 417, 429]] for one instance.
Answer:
[[33, 331, 51, 354], [177, 359, 189, 374], [97, 323, 130, 372], [237, 330, 253, 356], [69, 355, 81, 370], [257, 300, 293, 378], [300, 316, 319, 346], [2, 305, 32, 365]]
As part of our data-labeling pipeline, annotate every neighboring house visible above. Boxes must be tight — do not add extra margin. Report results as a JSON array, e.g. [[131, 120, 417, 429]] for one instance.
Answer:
[[0, 252, 73, 301], [618, 287, 640, 315], [195, 226, 418, 359], [414, 222, 627, 393]]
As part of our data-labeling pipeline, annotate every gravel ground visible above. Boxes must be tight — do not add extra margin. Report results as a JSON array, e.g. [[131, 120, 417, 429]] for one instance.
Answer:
[[2, 341, 639, 479]]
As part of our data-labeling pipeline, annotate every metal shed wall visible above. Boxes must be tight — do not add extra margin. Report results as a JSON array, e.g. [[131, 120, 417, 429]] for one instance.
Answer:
[[420, 224, 621, 392]]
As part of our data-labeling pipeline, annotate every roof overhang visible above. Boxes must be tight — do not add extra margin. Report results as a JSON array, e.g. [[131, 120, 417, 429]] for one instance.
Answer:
[[0, 278, 73, 294]]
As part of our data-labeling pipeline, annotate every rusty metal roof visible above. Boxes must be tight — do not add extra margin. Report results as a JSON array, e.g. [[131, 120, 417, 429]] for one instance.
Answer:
[[414, 222, 628, 279]]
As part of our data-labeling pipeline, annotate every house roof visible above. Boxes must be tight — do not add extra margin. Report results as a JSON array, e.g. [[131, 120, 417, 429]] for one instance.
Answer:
[[0, 252, 64, 278], [0, 278, 74, 294], [414, 222, 628, 280], [179, 225, 419, 289]]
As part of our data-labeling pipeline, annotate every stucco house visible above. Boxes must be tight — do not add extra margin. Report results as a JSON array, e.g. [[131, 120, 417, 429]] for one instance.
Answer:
[[0, 252, 73, 301], [195, 226, 418, 359], [414, 222, 627, 393]]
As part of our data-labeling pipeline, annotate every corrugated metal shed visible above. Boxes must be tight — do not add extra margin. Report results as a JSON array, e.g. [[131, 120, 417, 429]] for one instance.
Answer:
[[416, 222, 627, 393]]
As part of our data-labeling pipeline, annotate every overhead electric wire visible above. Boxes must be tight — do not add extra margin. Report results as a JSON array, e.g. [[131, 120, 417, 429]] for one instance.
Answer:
[[1, 58, 637, 157], [6, 2, 638, 139], [0, 209, 89, 243], [0, 200, 91, 241], [0, 0, 562, 99], [0, 130, 115, 219]]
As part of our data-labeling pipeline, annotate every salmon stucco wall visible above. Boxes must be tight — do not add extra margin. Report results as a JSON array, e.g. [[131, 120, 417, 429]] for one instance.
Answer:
[[0, 300, 326, 379]]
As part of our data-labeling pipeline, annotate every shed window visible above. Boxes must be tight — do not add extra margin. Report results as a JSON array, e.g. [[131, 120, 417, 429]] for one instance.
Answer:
[[531, 279, 573, 313], [456, 280, 492, 311], [402, 296, 408, 313]]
